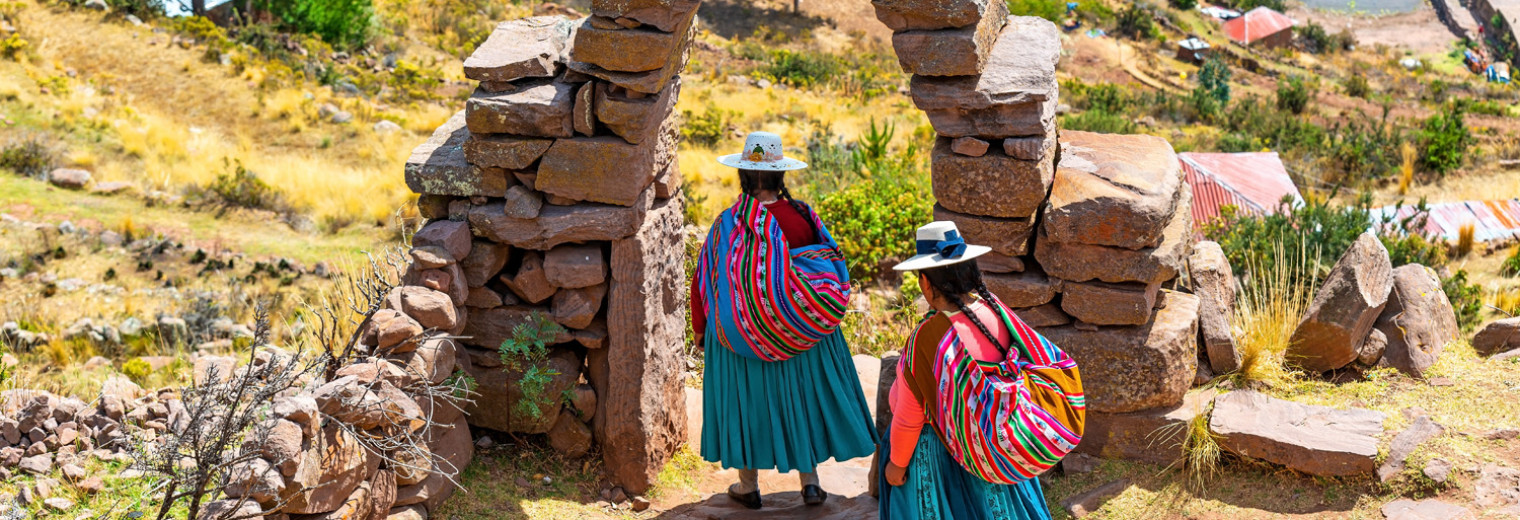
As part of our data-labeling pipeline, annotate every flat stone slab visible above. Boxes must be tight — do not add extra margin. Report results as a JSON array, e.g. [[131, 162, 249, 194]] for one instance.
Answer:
[[1043, 131, 1184, 250], [463, 17, 574, 84], [1037, 183, 1193, 284], [1189, 240, 1241, 374], [462, 134, 553, 171], [1209, 390, 1385, 477], [572, 9, 697, 73], [535, 118, 676, 206], [932, 204, 1035, 257], [931, 133, 1054, 219], [1380, 499, 1474, 520], [404, 111, 511, 197], [468, 188, 653, 249], [465, 79, 576, 138], [568, 19, 695, 94], [872, 0, 1003, 31], [589, 0, 701, 33], [596, 78, 680, 145], [983, 267, 1059, 308], [1041, 291, 1199, 413], [891, 0, 1006, 76], [909, 16, 1060, 138], [1061, 280, 1160, 327]]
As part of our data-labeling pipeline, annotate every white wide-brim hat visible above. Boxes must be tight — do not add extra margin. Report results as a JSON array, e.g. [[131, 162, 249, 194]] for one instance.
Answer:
[[893, 221, 992, 271], [716, 131, 808, 171]]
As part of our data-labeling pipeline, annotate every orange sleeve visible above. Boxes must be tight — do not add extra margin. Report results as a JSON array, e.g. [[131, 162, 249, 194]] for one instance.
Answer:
[[888, 367, 926, 467]]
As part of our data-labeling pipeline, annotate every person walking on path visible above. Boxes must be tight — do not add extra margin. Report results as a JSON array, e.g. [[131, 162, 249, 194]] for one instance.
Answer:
[[879, 221, 1086, 520], [691, 131, 878, 510]]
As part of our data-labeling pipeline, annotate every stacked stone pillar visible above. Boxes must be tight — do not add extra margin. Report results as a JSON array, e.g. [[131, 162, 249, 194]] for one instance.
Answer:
[[872, 0, 1203, 464], [404, 0, 698, 495]]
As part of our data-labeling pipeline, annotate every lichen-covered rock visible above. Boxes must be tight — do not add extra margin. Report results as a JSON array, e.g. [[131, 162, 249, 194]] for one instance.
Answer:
[[405, 111, 511, 198], [1286, 232, 1393, 373], [1474, 317, 1520, 357], [465, 79, 577, 138], [1374, 264, 1458, 377]]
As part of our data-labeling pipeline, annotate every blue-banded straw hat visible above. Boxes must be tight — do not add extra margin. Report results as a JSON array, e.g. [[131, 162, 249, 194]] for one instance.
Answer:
[[716, 131, 808, 171], [892, 221, 992, 271]]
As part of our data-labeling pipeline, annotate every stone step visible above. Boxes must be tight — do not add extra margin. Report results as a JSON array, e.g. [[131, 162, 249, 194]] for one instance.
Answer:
[[1042, 131, 1185, 250], [1208, 390, 1385, 477], [908, 16, 1059, 138]]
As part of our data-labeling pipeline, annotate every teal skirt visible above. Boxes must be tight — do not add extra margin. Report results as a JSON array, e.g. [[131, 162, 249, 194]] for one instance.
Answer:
[[701, 331, 878, 473], [878, 429, 1054, 520]]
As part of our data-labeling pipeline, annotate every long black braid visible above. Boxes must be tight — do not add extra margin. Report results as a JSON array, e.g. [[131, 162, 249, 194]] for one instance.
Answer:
[[739, 168, 819, 240], [920, 260, 1006, 352]]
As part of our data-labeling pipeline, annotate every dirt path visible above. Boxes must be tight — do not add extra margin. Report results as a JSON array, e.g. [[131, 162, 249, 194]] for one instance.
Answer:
[[1287, 3, 1468, 55]]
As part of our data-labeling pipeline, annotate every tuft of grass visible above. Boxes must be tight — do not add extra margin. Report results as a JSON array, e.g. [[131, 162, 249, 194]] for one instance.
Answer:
[[1397, 141, 1416, 196], [1180, 405, 1222, 491], [1230, 240, 1319, 388], [1455, 223, 1475, 258], [649, 446, 715, 501]]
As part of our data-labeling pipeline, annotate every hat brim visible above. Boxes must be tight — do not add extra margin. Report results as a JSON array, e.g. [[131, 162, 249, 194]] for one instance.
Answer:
[[892, 245, 992, 272], [717, 153, 808, 171]]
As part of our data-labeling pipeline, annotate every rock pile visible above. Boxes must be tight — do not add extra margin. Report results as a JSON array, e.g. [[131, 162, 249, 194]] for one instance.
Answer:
[[404, 0, 695, 495], [1, 378, 169, 502]]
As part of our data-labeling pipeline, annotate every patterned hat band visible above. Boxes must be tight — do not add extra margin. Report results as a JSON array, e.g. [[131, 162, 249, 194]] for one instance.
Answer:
[[744, 144, 786, 163]]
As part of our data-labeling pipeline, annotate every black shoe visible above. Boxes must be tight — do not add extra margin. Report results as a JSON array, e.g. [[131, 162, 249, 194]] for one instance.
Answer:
[[802, 484, 828, 506], [727, 484, 762, 510]]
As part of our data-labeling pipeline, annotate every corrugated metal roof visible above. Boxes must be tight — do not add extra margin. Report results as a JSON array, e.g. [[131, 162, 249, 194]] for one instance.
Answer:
[[1371, 200, 1520, 242], [1222, 6, 1295, 45], [1180, 152, 1303, 230]]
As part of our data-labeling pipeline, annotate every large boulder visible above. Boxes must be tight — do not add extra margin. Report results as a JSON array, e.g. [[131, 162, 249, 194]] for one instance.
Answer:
[[465, 79, 577, 138], [463, 17, 574, 84], [1208, 390, 1384, 477], [1041, 290, 1199, 413], [891, 1, 1007, 76], [468, 187, 654, 249], [1042, 131, 1184, 250], [600, 197, 688, 494], [930, 133, 1055, 219], [872, 0, 1003, 30], [1189, 241, 1240, 374], [909, 16, 1060, 138], [404, 111, 511, 198], [1286, 232, 1394, 373], [1374, 264, 1458, 377], [1474, 317, 1520, 357]]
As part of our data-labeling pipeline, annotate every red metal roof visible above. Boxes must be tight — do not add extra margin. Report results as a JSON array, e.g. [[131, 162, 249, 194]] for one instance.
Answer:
[[1181, 152, 1304, 230], [1372, 200, 1520, 242], [1222, 7, 1295, 45]]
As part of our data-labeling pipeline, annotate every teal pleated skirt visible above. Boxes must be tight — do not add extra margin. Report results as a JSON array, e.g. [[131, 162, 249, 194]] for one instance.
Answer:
[[701, 331, 879, 473], [878, 429, 1055, 520]]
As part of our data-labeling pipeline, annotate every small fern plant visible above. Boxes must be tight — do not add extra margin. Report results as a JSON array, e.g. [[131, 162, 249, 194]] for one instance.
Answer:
[[498, 312, 565, 420]]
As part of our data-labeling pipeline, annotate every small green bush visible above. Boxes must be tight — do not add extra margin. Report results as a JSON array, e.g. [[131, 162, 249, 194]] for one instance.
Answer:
[[208, 159, 284, 211], [1443, 270, 1484, 332], [1233, 0, 1286, 10], [1005, 0, 1067, 22], [0, 134, 56, 178], [497, 312, 565, 420], [1344, 75, 1372, 99], [255, 0, 375, 50], [1276, 76, 1311, 115], [1420, 103, 1473, 176], [1116, 4, 1155, 39], [0, 33, 26, 60], [1192, 57, 1232, 118], [1170, 0, 1198, 9], [681, 105, 736, 148], [1061, 110, 1138, 134], [1205, 195, 1375, 288], [122, 357, 153, 384]]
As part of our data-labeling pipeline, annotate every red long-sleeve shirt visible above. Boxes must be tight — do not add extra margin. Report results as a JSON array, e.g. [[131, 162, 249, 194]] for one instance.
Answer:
[[691, 200, 820, 337]]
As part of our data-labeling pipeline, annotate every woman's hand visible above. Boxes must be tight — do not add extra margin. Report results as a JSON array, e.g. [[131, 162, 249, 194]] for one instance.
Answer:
[[885, 462, 908, 487], [693, 334, 704, 353]]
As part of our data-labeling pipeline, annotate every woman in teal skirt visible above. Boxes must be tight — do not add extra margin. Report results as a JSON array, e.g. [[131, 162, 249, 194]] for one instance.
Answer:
[[691, 132, 878, 509]]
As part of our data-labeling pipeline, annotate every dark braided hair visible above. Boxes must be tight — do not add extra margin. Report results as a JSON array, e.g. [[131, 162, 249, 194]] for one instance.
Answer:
[[739, 168, 818, 239], [920, 259, 1006, 352]]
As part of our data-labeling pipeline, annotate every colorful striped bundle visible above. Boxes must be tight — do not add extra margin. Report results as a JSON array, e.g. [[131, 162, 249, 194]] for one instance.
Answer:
[[695, 195, 852, 362], [928, 296, 1085, 484]]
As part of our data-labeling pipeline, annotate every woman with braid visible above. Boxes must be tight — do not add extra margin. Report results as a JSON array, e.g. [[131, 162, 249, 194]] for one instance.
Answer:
[[691, 132, 877, 509], [879, 222, 1085, 520]]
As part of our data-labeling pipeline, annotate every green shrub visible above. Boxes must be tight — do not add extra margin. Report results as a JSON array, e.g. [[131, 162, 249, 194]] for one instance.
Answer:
[[735, 45, 902, 100], [387, 60, 444, 102], [1005, 0, 1066, 22], [1192, 57, 1232, 118], [1205, 196, 1374, 288], [497, 312, 565, 420], [1297, 22, 1354, 54], [804, 121, 932, 282], [1060, 110, 1138, 134], [1276, 75, 1311, 115], [0, 134, 56, 178], [255, 0, 375, 50], [1116, 3, 1155, 39], [1419, 103, 1473, 176], [122, 357, 153, 385], [208, 159, 284, 211], [681, 105, 736, 148], [1170, 0, 1198, 9], [1443, 270, 1484, 332], [1344, 75, 1371, 99]]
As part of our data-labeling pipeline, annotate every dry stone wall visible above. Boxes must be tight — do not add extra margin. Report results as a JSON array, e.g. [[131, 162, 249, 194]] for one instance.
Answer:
[[870, 0, 1201, 463], [404, 0, 697, 497]]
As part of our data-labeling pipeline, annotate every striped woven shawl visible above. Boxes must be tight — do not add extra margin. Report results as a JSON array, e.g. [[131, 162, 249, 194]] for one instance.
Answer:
[[695, 195, 852, 362]]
